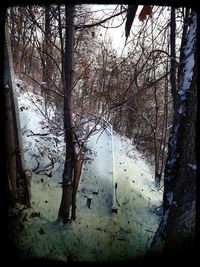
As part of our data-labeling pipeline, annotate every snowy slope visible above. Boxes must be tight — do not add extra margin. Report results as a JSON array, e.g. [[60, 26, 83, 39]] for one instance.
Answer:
[[9, 82, 163, 262]]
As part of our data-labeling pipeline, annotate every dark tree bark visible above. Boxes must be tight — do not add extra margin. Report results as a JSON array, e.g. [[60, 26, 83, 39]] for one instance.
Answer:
[[42, 5, 51, 108], [4, 22, 31, 207], [177, 8, 191, 88], [71, 144, 84, 221], [4, 80, 17, 207], [170, 7, 177, 110], [58, 5, 76, 223], [149, 11, 196, 257]]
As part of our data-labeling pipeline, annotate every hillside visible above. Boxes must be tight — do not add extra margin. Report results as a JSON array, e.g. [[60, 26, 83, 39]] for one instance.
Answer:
[[8, 81, 163, 262]]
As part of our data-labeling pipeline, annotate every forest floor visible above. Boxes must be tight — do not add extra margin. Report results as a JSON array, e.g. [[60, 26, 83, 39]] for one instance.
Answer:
[[8, 81, 163, 263]]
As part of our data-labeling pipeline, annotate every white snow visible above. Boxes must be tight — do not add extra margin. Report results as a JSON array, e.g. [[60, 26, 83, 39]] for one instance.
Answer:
[[178, 104, 185, 115], [178, 12, 196, 101], [166, 191, 173, 206], [188, 163, 196, 171], [168, 123, 179, 149], [9, 83, 163, 262], [17, 88, 65, 175], [165, 12, 196, 183], [149, 209, 169, 251]]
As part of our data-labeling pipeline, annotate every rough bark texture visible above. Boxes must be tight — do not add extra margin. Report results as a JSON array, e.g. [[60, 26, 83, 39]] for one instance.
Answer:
[[149, 11, 196, 258], [58, 5, 76, 223], [71, 145, 84, 221], [170, 7, 177, 109], [164, 48, 196, 254], [4, 85, 17, 207], [42, 5, 52, 107], [4, 22, 31, 207]]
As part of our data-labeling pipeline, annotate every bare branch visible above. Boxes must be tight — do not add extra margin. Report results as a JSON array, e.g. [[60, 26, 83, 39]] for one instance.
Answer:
[[75, 9, 127, 30], [20, 72, 64, 98], [110, 70, 170, 109]]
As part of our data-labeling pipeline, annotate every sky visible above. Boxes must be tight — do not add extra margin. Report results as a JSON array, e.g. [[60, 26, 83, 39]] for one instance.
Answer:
[[89, 5, 183, 59], [90, 4, 143, 56]]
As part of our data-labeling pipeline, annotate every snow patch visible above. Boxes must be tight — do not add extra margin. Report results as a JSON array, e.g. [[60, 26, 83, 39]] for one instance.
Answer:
[[178, 104, 185, 115], [9, 82, 163, 262], [188, 163, 196, 171], [166, 191, 173, 205], [178, 12, 196, 101], [169, 124, 179, 149]]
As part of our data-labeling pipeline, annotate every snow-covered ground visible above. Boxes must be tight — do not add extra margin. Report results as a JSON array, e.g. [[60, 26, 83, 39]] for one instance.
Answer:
[[8, 81, 163, 262]]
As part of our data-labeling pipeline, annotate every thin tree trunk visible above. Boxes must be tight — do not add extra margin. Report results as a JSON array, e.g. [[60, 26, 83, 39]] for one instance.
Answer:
[[4, 83, 17, 207], [158, 72, 169, 185], [4, 22, 31, 207], [71, 144, 84, 221], [177, 8, 190, 88], [170, 7, 177, 109], [58, 5, 75, 223], [42, 5, 51, 111]]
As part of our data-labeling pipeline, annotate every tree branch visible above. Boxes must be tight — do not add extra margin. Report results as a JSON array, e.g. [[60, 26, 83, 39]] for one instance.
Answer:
[[110, 70, 170, 109], [75, 9, 127, 30]]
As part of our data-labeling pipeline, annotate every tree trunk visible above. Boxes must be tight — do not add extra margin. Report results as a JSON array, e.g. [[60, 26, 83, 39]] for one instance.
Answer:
[[170, 7, 177, 109], [58, 5, 76, 223], [42, 5, 51, 111], [163, 40, 196, 256], [149, 10, 196, 257], [4, 22, 31, 207], [71, 144, 84, 221], [177, 8, 190, 88], [4, 83, 17, 207]]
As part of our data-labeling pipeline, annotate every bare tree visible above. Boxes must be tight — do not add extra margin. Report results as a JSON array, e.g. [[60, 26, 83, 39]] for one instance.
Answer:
[[57, 4, 76, 223]]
